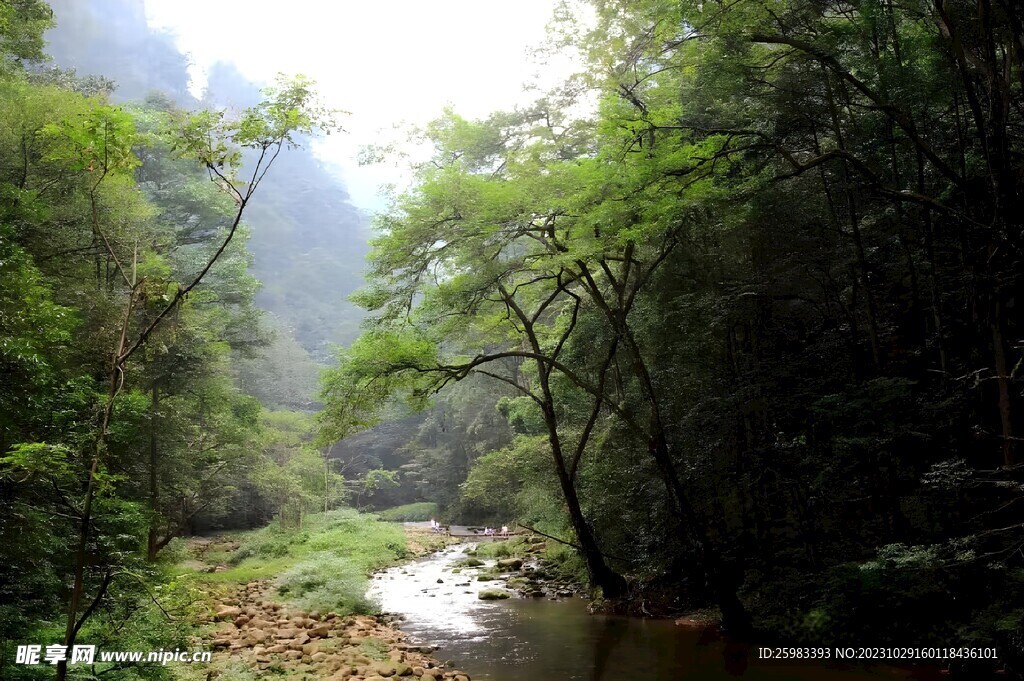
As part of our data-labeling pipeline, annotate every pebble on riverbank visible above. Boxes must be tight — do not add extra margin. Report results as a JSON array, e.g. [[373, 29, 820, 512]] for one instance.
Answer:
[[203, 579, 473, 680]]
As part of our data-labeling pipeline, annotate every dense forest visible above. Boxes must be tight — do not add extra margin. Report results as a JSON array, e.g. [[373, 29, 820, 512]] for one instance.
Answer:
[[0, 2, 357, 677], [3, 0, 1024, 678], [320, 0, 1024, 668]]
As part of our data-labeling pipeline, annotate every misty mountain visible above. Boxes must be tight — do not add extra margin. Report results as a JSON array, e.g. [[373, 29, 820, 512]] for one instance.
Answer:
[[44, 0, 370, 371]]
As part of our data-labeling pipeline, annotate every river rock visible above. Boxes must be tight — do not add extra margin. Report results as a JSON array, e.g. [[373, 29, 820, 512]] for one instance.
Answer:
[[497, 558, 523, 571], [408, 645, 435, 653], [214, 605, 241, 620], [478, 588, 511, 600], [373, 660, 398, 676]]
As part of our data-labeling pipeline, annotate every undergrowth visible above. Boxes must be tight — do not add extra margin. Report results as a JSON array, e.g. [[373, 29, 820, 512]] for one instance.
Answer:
[[192, 509, 407, 614]]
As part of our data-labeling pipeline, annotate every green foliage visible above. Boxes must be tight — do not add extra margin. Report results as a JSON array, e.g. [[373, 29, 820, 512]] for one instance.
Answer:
[[317, 328, 440, 445], [227, 509, 405, 569], [376, 502, 438, 522], [0, 13, 341, 668], [41, 103, 140, 175], [457, 435, 559, 527], [473, 537, 528, 559], [544, 542, 588, 585], [168, 74, 342, 186], [276, 553, 377, 615], [208, 509, 405, 615], [0, 0, 52, 67], [360, 468, 399, 494], [6, 0, 1024, 666], [317, 0, 1024, 656]]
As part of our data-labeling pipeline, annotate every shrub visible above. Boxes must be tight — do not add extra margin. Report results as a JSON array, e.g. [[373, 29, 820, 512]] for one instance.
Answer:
[[276, 552, 378, 615]]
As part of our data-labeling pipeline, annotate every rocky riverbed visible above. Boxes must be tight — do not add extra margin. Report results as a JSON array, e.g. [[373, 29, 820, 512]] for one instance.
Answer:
[[203, 579, 473, 680], [184, 529, 470, 680], [449, 540, 583, 602], [186, 530, 581, 680]]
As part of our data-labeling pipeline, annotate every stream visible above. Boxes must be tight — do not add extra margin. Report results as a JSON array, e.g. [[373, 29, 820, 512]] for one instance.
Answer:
[[369, 544, 946, 681]]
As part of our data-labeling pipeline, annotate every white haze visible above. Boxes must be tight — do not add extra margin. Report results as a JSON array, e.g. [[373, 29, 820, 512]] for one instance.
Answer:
[[144, 0, 576, 213]]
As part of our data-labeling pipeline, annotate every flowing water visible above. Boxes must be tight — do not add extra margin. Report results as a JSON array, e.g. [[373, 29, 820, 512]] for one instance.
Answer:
[[369, 544, 945, 681]]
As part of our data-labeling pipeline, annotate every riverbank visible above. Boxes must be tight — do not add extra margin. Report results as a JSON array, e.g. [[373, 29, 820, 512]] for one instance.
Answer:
[[175, 510, 469, 680], [203, 579, 464, 679]]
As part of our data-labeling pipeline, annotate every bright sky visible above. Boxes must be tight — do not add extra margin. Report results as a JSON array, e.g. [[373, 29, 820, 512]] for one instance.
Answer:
[[144, 0, 574, 214]]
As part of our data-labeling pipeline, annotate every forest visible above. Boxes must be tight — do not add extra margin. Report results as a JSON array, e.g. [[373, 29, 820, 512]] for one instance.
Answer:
[[3, 0, 1024, 679]]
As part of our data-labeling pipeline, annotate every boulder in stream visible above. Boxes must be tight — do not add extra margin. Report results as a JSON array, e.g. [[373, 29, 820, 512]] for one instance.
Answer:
[[478, 588, 511, 600]]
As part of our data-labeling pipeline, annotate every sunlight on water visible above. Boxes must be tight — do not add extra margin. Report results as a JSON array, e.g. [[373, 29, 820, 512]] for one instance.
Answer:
[[368, 546, 947, 681], [369, 544, 490, 637]]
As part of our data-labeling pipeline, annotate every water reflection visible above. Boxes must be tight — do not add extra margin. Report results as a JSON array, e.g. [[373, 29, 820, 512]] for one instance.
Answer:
[[369, 546, 944, 681]]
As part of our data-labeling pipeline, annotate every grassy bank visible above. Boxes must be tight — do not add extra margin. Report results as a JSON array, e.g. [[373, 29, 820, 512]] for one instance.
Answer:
[[186, 509, 408, 615], [174, 509, 471, 680], [375, 502, 439, 522]]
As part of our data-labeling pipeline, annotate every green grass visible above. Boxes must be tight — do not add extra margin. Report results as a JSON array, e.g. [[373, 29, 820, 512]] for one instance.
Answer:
[[189, 508, 408, 613], [275, 552, 377, 615], [375, 502, 439, 522], [474, 536, 530, 558]]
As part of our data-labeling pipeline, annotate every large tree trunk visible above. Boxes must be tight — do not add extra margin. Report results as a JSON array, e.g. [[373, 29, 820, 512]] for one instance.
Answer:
[[498, 283, 628, 598], [541, 399, 627, 598]]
